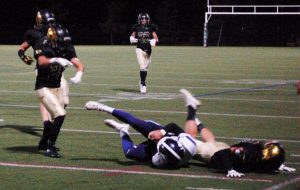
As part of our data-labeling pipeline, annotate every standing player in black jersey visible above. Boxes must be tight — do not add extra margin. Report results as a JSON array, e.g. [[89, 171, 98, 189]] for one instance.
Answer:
[[18, 10, 59, 151], [130, 13, 159, 93], [34, 25, 85, 158]]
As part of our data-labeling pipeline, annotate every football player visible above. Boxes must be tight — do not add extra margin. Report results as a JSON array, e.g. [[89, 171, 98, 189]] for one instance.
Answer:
[[84, 89, 199, 168], [18, 10, 60, 151], [34, 25, 85, 158], [209, 139, 296, 177], [179, 90, 296, 177], [130, 13, 159, 93]]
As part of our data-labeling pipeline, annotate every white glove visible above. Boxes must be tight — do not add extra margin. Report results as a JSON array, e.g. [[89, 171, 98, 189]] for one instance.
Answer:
[[130, 36, 138, 44], [150, 39, 156, 46], [278, 164, 296, 172], [49, 57, 73, 67], [227, 169, 245, 178], [70, 71, 83, 84]]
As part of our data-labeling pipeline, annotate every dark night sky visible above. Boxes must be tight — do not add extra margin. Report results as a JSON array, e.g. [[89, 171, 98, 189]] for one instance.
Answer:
[[0, 0, 299, 46]]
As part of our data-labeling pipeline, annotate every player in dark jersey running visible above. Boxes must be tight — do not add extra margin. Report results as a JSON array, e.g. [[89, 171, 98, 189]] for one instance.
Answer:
[[130, 13, 159, 93], [34, 25, 85, 158]]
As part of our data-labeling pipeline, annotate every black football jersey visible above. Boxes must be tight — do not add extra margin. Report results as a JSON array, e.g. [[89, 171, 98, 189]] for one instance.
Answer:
[[230, 141, 262, 171], [210, 141, 267, 172], [132, 23, 158, 54], [24, 28, 44, 49], [34, 37, 77, 90]]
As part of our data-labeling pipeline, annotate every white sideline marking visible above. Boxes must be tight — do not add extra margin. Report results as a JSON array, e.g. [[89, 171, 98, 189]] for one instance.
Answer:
[[0, 104, 299, 119], [31, 127, 300, 144], [0, 162, 272, 183], [264, 176, 300, 190]]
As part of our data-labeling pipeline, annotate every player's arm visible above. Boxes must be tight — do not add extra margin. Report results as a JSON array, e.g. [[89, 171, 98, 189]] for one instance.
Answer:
[[150, 32, 159, 46], [210, 148, 245, 178], [129, 31, 138, 44], [69, 57, 85, 84], [18, 41, 34, 65], [148, 123, 185, 141], [37, 55, 73, 67]]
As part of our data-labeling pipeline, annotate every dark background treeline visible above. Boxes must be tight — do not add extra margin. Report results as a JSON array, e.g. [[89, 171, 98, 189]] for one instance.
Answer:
[[0, 0, 299, 46]]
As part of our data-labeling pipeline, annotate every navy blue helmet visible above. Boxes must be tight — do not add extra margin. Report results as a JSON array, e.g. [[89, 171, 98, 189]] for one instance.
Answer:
[[158, 137, 185, 166]]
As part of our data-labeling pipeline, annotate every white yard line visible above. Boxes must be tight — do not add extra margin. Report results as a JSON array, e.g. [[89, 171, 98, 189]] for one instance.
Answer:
[[0, 162, 272, 183], [0, 90, 297, 103], [185, 188, 234, 190], [0, 80, 295, 92], [29, 127, 300, 144], [264, 176, 300, 190], [0, 104, 298, 119]]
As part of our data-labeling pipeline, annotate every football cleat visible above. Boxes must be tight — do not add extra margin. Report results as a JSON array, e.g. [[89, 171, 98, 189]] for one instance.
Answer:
[[104, 119, 129, 134], [85, 101, 111, 112], [179, 89, 201, 109], [37, 143, 60, 151], [45, 147, 61, 158], [140, 83, 147, 94]]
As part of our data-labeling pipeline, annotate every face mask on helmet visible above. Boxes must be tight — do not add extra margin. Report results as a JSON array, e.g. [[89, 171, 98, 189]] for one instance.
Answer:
[[138, 13, 150, 25], [158, 137, 185, 167]]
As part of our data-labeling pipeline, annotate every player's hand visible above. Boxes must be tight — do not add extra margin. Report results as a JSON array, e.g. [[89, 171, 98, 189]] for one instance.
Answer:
[[49, 57, 73, 67], [22, 55, 34, 65], [148, 130, 165, 142], [70, 71, 83, 84], [278, 164, 296, 172], [150, 39, 156, 47], [130, 36, 138, 44], [227, 169, 245, 178]]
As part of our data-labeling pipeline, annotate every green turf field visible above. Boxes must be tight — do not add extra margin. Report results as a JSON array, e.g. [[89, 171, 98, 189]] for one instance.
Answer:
[[0, 45, 299, 190]]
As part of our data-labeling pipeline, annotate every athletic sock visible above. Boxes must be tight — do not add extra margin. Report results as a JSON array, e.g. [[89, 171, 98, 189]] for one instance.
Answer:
[[197, 122, 206, 133], [140, 71, 147, 86], [48, 115, 65, 146], [186, 105, 196, 120], [40, 120, 52, 143]]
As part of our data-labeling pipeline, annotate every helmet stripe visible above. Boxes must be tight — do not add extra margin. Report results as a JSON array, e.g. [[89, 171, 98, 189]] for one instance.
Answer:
[[161, 141, 182, 161]]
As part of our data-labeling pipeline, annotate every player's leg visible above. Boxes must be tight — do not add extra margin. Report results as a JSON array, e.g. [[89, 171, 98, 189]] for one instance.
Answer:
[[180, 89, 215, 142], [36, 88, 66, 158], [136, 48, 148, 93], [37, 103, 52, 150], [104, 119, 156, 161], [85, 102, 163, 137]]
